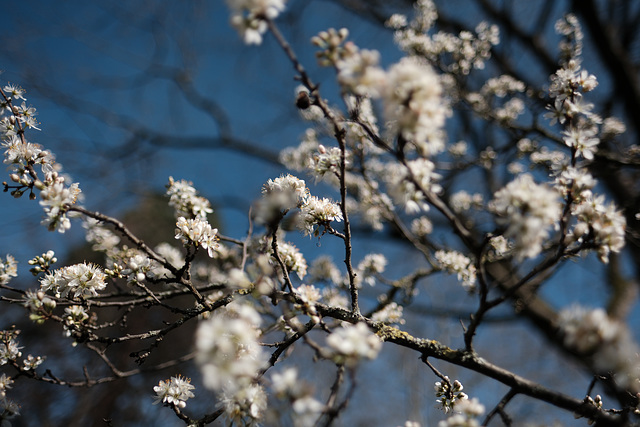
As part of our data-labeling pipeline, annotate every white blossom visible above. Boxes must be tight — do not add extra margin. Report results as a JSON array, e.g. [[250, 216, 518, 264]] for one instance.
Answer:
[[337, 49, 386, 97], [166, 177, 213, 219], [0, 255, 17, 285], [559, 306, 640, 390], [435, 377, 467, 413], [326, 322, 382, 367], [435, 250, 476, 291], [196, 303, 267, 393], [0, 332, 22, 366], [274, 241, 307, 279], [387, 159, 442, 214], [22, 354, 44, 371], [39, 263, 107, 299], [175, 216, 219, 258], [299, 195, 343, 236], [0, 373, 13, 400], [221, 383, 267, 426], [371, 302, 405, 325], [489, 174, 561, 259], [226, 0, 287, 45], [356, 253, 387, 287], [292, 395, 325, 427], [571, 193, 626, 263], [39, 177, 81, 233], [153, 375, 195, 408], [383, 57, 448, 154]]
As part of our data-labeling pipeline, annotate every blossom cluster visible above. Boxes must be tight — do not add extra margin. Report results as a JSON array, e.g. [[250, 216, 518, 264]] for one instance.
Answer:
[[371, 302, 405, 325], [1, 84, 82, 234], [0, 331, 22, 366], [166, 176, 213, 219], [27, 250, 57, 276], [258, 174, 342, 238], [153, 376, 195, 408], [489, 174, 561, 260], [434, 250, 477, 291], [389, 0, 499, 75], [196, 303, 267, 424], [355, 253, 387, 287], [39, 262, 107, 299], [383, 57, 449, 154], [558, 306, 640, 390], [226, 0, 287, 45], [387, 159, 442, 214], [271, 368, 325, 427], [434, 377, 468, 413], [326, 322, 382, 367], [438, 398, 485, 427], [175, 216, 219, 258], [0, 255, 17, 286]]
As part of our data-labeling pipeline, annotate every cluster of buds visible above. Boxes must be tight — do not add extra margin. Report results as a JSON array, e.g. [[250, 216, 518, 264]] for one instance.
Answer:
[[434, 377, 468, 413], [28, 250, 57, 275], [312, 28, 354, 67]]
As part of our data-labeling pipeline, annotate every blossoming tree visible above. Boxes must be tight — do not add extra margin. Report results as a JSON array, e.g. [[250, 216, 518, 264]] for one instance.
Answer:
[[1, 0, 640, 426]]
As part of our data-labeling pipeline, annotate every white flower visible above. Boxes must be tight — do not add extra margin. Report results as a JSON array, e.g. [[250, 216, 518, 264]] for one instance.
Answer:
[[308, 256, 343, 285], [40, 263, 107, 299], [387, 159, 442, 214], [562, 125, 599, 160], [63, 305, 89, 337], [27, 250, 57, 275], [275, 242, 307, 279], [489, 174, 561, 260], [153, 375, 195, 409], [39, 177, 81, 233], [22, 354, 44, 371], [435, 250, 476, 291], [227, 0, 287, 45], [221, 383, 267, 426], [196, 303, 267, 393], [356, 253, 387, 287], [175, 216, 219, 258], [121, 253, 152, 283], [559, 305, 640, 390], [299, 195, 343, 236], [326, 322, 382, 367], [0, 333, 22, 366], [0, 255, 17, 285], [257, 174, 309, 224], [292, 395, 325, 427], [0, 399, 20, 422], [571, 193, 625, 263], [435, 377, 467, 413], [437, 397, 485, 427], [411, 216, 433, 237], [337, 49, 386, 97], [271, 367, 303, 397], [0, 373, 13, 399], [3, 84, 25, 101], [371, 302, 405, 325], [449, 191, 483, 213], [308, 144, 342, 179], [166, 177, 213, 219], [295, 284, 321, 306], [383, 57, 448, 155]]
